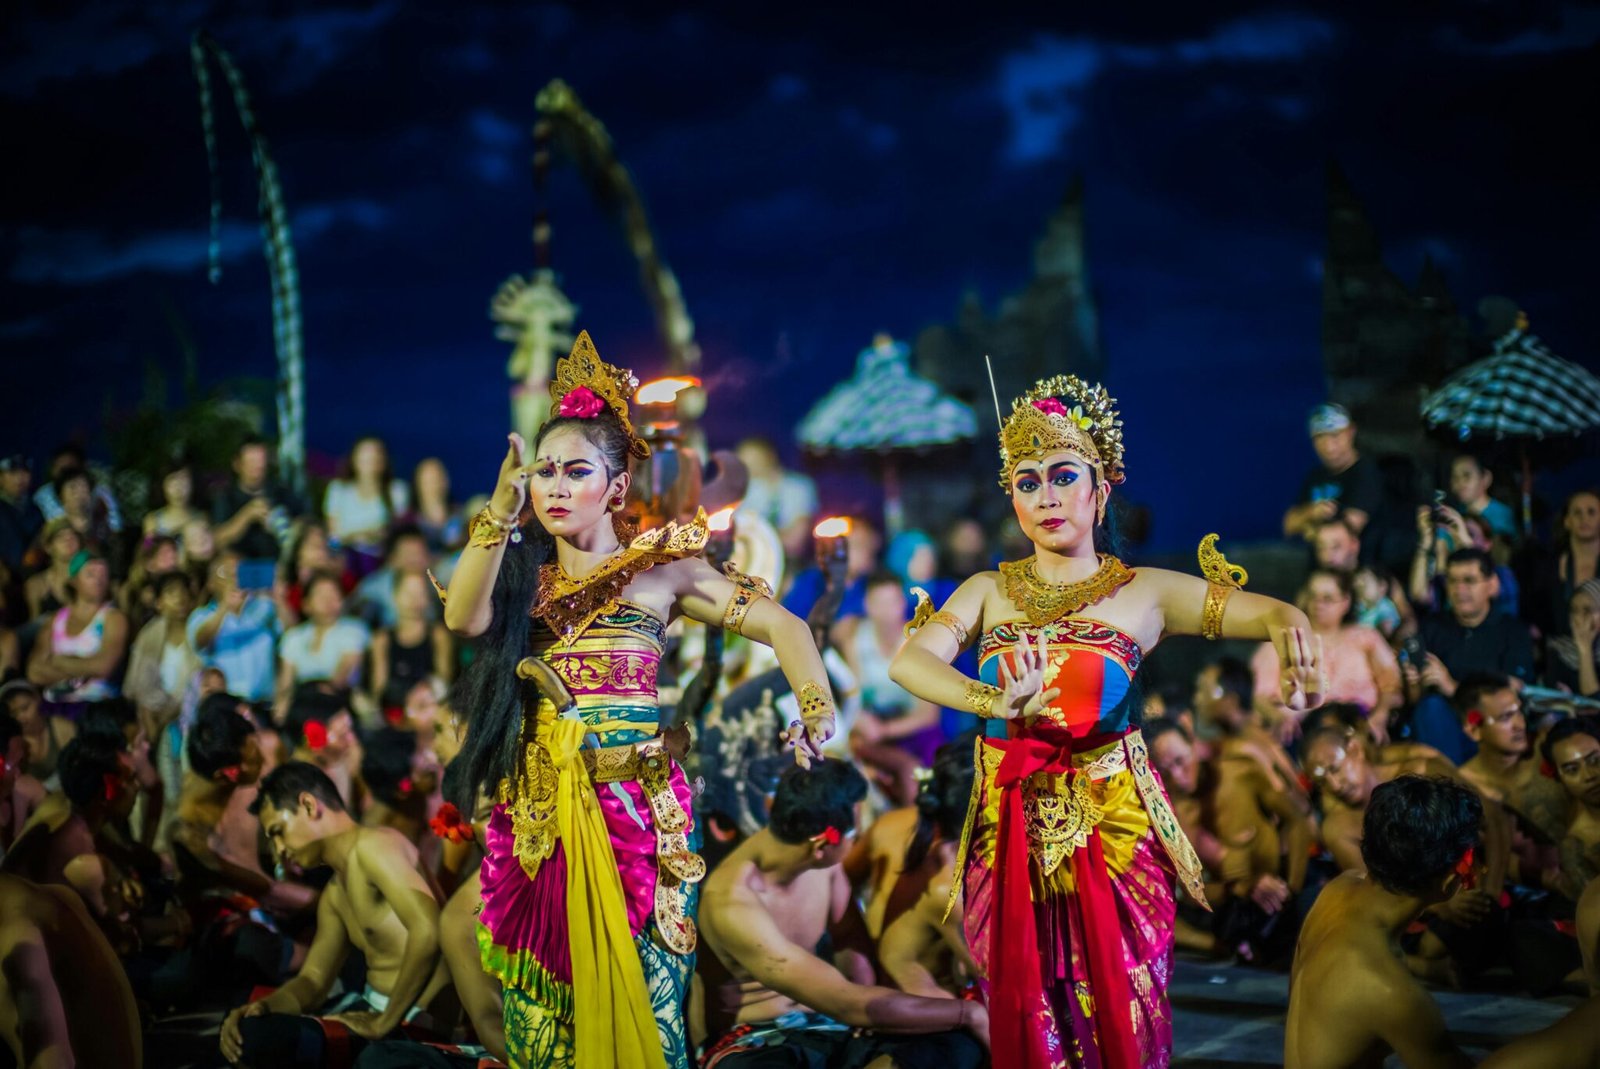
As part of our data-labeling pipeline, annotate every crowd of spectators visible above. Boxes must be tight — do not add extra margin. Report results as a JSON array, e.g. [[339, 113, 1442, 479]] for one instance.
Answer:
[[0, 410, 1595, 1067]]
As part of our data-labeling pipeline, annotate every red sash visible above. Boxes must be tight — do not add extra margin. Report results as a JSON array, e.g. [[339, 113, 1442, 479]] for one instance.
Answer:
[[989, 736, 1140, 1069]]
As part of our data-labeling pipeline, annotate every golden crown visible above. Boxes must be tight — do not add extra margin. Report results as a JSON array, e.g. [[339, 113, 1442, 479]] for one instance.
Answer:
[[997, 374, 1125, 489], [548, 331, 651, 459]]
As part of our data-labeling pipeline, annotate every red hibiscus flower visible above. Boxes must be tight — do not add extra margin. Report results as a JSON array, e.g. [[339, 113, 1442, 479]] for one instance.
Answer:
[[303, 720, 328, 751], [429, 803, 475, 844], [1032, 397, 1069, 418], [557, 386, 606, 419], [1454, 845, 1477, 890]]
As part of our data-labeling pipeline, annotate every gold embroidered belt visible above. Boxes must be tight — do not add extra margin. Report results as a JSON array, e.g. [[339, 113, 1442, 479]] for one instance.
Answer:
[[945, 728, 1208, 920], [502, 732, 706, 955]]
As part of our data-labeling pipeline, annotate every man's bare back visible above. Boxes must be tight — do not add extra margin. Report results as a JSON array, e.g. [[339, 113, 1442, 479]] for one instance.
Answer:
[[1287, 874, 1469, 1069], [0, 874, 141, 1069], [701, 842, 845, 1028]]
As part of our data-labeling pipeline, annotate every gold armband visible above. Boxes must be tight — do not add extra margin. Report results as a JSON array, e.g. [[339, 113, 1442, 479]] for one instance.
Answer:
[[965, 680, 1002, 718], [720, 563, 773, 636], [904, 587, 970, 647], [797, 680, 835, 724], [468, 504, 523, 549], [1201, 583, 1232, 641], [1197, 533, 1247, 641]]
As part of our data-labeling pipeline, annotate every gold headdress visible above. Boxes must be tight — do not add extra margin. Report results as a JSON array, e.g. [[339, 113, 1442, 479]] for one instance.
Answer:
[[997, 374, 1124, 489], [548, 330, 651, 459]]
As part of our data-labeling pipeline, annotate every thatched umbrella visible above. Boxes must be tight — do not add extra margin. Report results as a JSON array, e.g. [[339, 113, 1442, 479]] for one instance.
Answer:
[[797, 334, 977, 533], [1422, 312, 1600, 528]]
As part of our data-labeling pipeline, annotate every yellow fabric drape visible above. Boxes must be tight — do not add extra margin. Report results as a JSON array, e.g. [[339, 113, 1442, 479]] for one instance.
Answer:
[[547, 717, 668, 1069]]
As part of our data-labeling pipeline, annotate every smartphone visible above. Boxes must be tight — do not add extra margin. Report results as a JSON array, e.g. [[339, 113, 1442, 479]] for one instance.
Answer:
[[1431, 489, 1447, 524], [236, 559, 276, 592]]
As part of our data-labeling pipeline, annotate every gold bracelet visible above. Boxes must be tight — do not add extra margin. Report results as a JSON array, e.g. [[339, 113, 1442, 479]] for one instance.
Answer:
[[965, 680, 1002, 718], [1201, 582, 1232, 640], [469, 504, 523, 549], [926, 610, 970, 647], [720, 564, 773, 636], [797, 680, 835, 724]]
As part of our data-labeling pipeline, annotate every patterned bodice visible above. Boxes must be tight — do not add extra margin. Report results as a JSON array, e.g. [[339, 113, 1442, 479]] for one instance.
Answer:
[[529, 601, 665, 745], [977, 617, 1144, 741]]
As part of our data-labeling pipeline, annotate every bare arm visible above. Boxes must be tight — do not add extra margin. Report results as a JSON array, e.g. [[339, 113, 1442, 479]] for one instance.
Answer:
[[1261, 782, 1313, 893], [1373, 982, 1472, 1069], [444, 436, 528, 638], [441, 871, 505, 1062], [262, 888, 349, 1014], [889, 574, 991, 713], [49, 609, 128, 679], [368, 631, 390, 703], [0, 922, 75, 1069], [431, 623, 455, 682], [359, 831, 441, 1032], [1323, 809, 1365, 874], [703, 888, 970, 1033], [673, 557, 837, 762]]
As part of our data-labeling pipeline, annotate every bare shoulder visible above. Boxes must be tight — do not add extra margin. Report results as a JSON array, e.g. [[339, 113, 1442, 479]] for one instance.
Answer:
[[355, 824, 418, 866]]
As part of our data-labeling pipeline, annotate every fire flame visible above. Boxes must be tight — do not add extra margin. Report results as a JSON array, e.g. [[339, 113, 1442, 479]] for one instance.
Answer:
[[635, 377, 701, 405], [813, 516, 852, 539], [707, 506, 737, 533]]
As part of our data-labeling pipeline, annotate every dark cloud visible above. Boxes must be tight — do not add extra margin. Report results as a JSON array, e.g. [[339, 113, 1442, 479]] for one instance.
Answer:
[[4, 3, 1596, 548]]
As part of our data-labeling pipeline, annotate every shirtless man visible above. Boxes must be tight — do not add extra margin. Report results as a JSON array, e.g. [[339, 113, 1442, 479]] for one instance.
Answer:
[[1459, 675, 1568, 883], [1195, 657, 1307, 805], [1152, 718, 1312, 962], [698, 761, 987, 1068], [220, 762, 444, 1068], [1284, 775, 1480, 1069], [874, 740, 978, 996], [0, 873, 141, 1069], [1539, 718, 1600, 902]]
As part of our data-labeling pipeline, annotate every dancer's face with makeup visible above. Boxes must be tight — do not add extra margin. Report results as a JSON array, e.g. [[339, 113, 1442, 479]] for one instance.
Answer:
[[1010, 450, 1104, 553], [530, 427, 628, 540]]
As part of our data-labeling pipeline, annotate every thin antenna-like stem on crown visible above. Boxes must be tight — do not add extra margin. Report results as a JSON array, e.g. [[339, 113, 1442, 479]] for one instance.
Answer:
[[984, 354, 1004, 430]]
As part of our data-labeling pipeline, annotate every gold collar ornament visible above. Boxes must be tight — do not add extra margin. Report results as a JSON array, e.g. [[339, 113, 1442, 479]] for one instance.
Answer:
[[997, 374, 1125, 490], [548, 331, 651, 460], [533, 509, 710, 643], [998, 554, 1135, 626]]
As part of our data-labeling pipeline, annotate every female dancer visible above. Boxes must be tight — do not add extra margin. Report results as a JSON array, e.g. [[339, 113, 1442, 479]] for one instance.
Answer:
[[444, 333, 837, 1069], [891, 374, 1325, 1068]]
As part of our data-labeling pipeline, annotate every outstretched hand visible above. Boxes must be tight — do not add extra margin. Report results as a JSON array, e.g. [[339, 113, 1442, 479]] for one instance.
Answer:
[[1273, 626, 1326, 712], [784, 713, 834, 770], [491, 433, 532, 519], [997, 630, 1060, 723]]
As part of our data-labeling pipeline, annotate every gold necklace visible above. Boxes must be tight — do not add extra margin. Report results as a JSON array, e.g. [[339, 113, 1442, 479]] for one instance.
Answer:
[[998, 554, 1134, 626]]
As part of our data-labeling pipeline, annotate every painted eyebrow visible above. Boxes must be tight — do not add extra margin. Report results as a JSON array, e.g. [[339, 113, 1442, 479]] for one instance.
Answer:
[[1046, 461, 1084, 477], [534, 457, 598, 469]]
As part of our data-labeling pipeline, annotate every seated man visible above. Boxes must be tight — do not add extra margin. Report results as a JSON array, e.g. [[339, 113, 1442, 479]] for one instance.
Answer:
[[220, 762, 445, 1069], [1540, 718, 1600, 902], [1177, 715, 1313, 965], [1194, 658, 1307, 804], [1455, 674, 1570, 886], [1405, 548, 1536, 764], [698, 761, 987, 1068], [0, 873, 142, 1069], [1284, 775, 1481, 1069], [0, 710, 47, 849], [173, 699, 315, 993]]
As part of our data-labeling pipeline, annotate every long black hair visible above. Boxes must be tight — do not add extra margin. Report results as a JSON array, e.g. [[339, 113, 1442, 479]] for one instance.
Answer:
[[904, 734, 977, 870], [448, 408, 634, 809]]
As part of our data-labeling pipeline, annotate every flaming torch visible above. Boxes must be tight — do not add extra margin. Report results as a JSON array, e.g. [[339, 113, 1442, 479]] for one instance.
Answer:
[[807, 516, 853, 645], [632, 376, 703, 528]]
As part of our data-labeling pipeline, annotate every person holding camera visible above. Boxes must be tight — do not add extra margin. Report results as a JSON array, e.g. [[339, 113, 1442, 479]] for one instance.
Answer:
[[1402, 548, 1535, 764]]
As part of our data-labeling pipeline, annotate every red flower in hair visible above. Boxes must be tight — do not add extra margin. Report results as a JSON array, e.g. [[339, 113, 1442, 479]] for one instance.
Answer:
[[1540, 759, 1556, 778], [1465, 710, 1483, 728], [220, 765, 241, 783], [557, 386, 606, 419], [1032, 397, 1069, 418], [103, 772, 122, 803], [429, 803, 474, 844], [817, 825, 842, 846], [1454, 845, 1478, 890], [303, 720, 328, 751], [383, 706, 405, 726], [398, 777, 414, 797]]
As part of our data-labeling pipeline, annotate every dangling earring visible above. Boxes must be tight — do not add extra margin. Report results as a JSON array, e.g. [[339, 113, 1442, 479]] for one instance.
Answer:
[[609, 497, 624, 512]]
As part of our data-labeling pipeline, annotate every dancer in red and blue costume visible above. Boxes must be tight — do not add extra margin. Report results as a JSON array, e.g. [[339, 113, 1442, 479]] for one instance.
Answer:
[[893, 373, 1326, 1068]]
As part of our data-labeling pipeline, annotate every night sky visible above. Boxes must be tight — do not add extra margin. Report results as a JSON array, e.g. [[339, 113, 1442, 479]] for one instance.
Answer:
[[5, 3, 1598, 551]]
